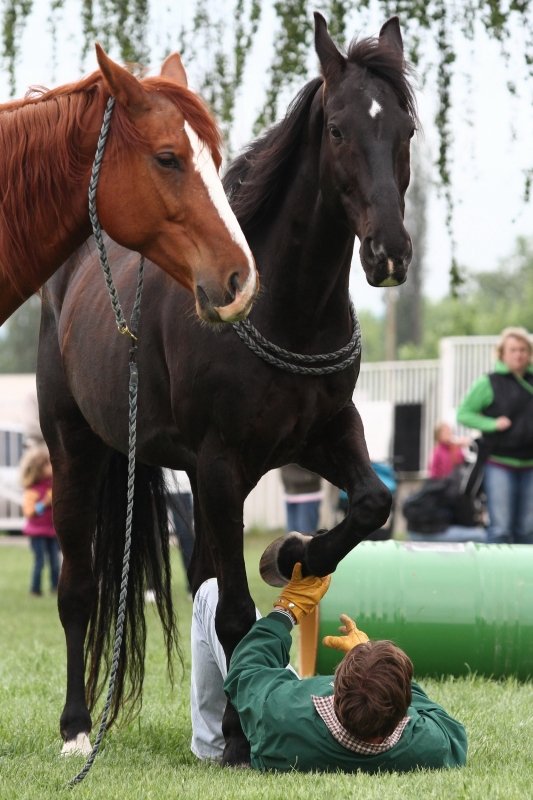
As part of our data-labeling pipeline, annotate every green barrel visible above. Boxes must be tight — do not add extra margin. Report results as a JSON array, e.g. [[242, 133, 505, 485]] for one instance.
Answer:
[[302, 540, 533, 680]]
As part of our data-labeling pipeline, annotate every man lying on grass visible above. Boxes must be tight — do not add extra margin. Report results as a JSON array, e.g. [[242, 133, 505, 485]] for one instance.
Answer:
[[190, 565, 467, 772]]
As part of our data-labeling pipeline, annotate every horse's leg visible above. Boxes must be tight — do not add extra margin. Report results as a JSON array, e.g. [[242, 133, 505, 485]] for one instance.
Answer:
[[187, 475, 217, 595], [195, 441, 256, 767], [37, 306, 108, 754], [54, 434, 110, 754], [261, 403, 391, 583]]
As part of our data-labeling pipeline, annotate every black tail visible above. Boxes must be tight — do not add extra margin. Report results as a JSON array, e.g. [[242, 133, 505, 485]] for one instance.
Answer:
[[85, 451, 179, 727]]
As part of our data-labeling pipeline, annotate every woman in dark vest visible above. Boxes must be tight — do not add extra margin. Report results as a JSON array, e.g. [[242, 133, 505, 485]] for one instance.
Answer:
[[457, 327, 533, 544]]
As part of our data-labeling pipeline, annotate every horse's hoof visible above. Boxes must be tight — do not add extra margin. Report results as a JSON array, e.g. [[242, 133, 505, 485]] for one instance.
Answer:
[[60, 732, 92, 756], [222, 735, 251, 767], [259, 532, 312, 587]]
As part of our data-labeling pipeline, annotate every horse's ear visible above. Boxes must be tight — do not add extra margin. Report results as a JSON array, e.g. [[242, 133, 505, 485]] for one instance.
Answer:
[[95, 43, 150, 114], [160, 53, 188, 87], [314, 12, 345, 84], [379, 17, 404, 54]]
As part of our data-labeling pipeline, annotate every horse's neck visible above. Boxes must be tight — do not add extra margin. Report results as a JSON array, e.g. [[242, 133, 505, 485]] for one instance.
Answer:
[[250, 172, 355, 350], [0, 98, 97, 322]]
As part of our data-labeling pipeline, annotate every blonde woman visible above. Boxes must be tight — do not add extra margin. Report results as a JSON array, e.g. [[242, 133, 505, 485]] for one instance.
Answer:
[[457, 327, 533, 544], [20, 445, 59, 595]]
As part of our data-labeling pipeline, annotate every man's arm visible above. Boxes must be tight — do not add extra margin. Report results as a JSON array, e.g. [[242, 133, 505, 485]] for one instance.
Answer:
[[223, 565, 330, 740], [408, 682, 468, 768]]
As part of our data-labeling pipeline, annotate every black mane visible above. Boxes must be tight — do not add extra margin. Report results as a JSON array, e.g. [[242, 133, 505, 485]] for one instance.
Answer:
[[224, 34, 417, 232], [223, 78, 322, 231], [346, 36, 418, 122]]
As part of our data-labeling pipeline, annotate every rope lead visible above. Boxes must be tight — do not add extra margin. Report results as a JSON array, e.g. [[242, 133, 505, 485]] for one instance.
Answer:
[[68, 97, 144, 788]]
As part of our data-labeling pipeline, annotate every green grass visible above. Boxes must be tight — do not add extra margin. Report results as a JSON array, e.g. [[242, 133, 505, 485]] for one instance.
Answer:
[[0, 531, 532, 799]]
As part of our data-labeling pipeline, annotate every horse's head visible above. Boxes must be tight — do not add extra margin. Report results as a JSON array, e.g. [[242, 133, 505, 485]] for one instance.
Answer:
[[315, 13, 416, 287], [94, 47, 258, 323]]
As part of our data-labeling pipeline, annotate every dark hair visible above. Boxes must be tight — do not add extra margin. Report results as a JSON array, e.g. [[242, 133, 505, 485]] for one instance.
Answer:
[[333, 641, 413, 740]]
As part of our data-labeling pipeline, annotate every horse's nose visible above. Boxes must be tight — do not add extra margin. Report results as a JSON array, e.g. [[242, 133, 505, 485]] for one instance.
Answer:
[[195, 265, 259, 323], [360, 236, 412, 287]]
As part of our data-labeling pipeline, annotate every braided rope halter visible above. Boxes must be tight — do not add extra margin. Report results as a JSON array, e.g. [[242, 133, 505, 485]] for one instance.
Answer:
[[68, 96, 144, 788], [232, 303, 361, 375]]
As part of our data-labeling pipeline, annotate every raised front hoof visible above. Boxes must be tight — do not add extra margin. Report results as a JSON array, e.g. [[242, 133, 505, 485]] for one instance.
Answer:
[[221, 737, 251, 769], [259, 532, 313, 587], [61, 732, 92, 756]]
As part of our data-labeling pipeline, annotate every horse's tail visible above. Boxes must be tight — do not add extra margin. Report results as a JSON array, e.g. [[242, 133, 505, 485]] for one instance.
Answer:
[[85, 451, 179, 727]]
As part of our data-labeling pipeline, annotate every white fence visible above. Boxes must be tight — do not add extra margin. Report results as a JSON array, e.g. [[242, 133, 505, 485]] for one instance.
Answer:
[[355, 359, 439, 473], [0, 426, 24, 531], [356, 335, 499, 473], [0, 335, 501, 532], [440, 335, 499, 430]]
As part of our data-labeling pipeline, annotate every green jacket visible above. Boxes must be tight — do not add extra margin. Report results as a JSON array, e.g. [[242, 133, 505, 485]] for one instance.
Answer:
[[457, 361, 533, 467], [224, 613, 467, 773]]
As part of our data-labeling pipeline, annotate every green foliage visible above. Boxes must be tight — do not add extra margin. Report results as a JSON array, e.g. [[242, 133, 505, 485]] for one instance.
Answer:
[[177, 0, 262, 149], [0, 296, 40, 373], [359, 309, 386, 362], [1, 0, 33, 95], [80, 0, 149, 64], [255, 0, 312, 130]]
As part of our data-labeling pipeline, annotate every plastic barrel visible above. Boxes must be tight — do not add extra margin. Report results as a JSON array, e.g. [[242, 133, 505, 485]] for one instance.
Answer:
[[299, 540, 533, 680]]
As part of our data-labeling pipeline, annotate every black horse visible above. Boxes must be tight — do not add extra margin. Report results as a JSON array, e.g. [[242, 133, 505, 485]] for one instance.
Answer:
[[38, 13, 417, 764]]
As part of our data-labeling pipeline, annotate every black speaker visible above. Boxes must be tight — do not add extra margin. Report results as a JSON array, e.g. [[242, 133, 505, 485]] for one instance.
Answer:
[[393, 403, 422, 472]]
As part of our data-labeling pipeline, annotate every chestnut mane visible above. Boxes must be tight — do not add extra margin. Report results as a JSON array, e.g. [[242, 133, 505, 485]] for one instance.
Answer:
[[0, 72, 221, 296]]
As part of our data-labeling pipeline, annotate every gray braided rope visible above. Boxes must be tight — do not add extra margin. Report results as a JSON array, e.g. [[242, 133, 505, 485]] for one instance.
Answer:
[[232, 303, 361, 375], [68, 98, 144, 788], [87, 96, 134, 338]]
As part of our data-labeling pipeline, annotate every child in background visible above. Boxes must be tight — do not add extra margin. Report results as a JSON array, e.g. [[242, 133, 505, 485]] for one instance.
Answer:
[[20, 446, 60, 596], [428, 422, 468, 479]]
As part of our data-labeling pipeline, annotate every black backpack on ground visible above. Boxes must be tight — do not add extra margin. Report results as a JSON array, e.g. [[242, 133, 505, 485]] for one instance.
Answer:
[[402, 464, 483, 534], [402, 478, 455, 534]]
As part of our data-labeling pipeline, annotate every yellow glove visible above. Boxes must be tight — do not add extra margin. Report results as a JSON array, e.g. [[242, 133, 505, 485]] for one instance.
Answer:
[[273, 562, 331, 624], [322, 613, 369, 652]]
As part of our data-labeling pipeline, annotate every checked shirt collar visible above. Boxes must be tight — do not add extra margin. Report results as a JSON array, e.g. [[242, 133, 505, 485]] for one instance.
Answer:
[[312, 694, 410, 755]]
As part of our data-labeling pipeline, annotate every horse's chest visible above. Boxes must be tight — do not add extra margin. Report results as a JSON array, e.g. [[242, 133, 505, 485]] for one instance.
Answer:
[[226, 374, 347, 451]]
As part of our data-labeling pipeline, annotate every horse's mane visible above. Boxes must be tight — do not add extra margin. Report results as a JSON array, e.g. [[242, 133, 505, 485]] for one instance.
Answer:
[[224, 78, 322, 230], [0, 72, 221, 296], [346, 36, 418, 122], [224, 34, 417, 231]]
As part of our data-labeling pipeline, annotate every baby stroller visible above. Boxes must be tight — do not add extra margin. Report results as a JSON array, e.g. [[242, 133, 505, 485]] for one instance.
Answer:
[[402, 442, 487, 541], [337, 460, 397, 541]]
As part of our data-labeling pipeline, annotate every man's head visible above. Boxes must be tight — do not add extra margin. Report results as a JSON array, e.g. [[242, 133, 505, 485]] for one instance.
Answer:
[[333, 640, 413, 741]]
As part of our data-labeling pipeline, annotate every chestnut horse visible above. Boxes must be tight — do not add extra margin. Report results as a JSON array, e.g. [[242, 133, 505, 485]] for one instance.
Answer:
[[0, 47, 257, 325], [38, 14, 416, 764]]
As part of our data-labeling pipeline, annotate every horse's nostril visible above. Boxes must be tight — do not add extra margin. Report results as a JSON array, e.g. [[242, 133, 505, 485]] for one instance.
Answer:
[[196, 285, 210, 311], [228, 271, 241, 301]]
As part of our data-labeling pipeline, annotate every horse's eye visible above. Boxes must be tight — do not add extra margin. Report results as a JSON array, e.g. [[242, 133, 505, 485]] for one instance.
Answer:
[[328, 125, 342, 140], [156, 153, 182, 169]]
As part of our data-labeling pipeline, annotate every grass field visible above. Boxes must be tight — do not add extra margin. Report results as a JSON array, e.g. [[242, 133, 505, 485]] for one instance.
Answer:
[[0, 531, 532, 800]]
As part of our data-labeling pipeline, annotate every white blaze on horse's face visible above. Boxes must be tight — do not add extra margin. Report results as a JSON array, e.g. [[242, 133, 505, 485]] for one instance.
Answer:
[[368, 98, 383, 118], [184, 123, 257, 319]]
